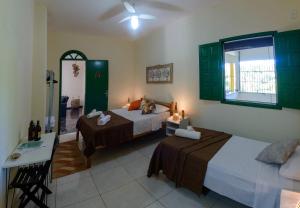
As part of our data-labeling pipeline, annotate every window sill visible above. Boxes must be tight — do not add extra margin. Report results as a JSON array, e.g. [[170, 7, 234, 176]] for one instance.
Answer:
[[221, 100, 282, 110]]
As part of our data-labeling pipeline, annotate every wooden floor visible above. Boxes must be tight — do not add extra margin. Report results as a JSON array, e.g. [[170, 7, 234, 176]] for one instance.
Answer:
[[53, 140, 87, 179]]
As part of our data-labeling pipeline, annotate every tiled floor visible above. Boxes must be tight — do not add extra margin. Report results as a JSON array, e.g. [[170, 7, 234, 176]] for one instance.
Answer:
[[36, 136, 250, 208]]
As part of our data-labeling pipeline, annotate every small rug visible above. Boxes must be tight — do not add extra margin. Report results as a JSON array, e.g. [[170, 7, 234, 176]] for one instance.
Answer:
[[53, 140, 87, 179]]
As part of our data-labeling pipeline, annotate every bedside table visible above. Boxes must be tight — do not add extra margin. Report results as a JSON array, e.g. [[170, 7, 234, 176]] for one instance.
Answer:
[[280, 189, 300, 208], [166, 116, 189, 136]]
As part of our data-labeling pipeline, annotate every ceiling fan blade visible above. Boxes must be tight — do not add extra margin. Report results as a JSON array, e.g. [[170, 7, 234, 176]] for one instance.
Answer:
[[143, 1, 184, 12], [119, 16, 131, 23], [99, 4, 124, 21], [139, 14, 156, 20], [123, 1, 136, 13]]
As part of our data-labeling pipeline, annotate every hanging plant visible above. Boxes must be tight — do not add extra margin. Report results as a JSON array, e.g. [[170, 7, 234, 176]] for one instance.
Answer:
[[72, 63, 80, 77]]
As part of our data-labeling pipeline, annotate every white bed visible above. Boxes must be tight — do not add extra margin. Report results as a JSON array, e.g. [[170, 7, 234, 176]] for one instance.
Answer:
[[204, 136, 300, 208], [112, 108, 170, 136]]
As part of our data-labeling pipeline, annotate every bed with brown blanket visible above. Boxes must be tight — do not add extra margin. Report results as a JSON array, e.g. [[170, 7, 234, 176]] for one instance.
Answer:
[[76, 100, 173, 168], [147, 128, 231, 194]]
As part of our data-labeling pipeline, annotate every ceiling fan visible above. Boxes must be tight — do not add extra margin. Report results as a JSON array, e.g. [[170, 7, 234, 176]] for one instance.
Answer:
[[99, 0, 184, 30], [119, 0, 155, 30]]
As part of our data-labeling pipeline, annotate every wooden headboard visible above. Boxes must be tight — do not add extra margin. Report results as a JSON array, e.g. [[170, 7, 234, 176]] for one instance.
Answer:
[[145, 98, 174, 116]]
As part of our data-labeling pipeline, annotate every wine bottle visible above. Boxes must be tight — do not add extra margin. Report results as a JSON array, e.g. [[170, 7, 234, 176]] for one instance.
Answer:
[[28, 121, 34, 141], [35, 120, 42, 141]]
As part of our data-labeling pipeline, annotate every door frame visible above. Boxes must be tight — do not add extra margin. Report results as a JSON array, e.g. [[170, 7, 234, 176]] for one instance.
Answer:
[[58, 50, 88, 135]]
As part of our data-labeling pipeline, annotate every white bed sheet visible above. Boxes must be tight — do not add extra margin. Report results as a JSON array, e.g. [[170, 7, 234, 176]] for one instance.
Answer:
[[111, 108, 169, 136], [204, 136, 269, 207], [204, 136, 300, 208]]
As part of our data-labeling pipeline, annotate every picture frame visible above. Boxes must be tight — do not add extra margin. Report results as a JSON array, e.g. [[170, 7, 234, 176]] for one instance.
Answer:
[[146, 63, 173, 84]]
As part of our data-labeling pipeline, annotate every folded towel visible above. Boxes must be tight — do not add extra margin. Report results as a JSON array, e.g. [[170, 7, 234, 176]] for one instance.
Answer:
[[87, 109, 103, 118], [175, 128, 201, 140], [187, 126, 195, 131], [97, 115, 111, 125]]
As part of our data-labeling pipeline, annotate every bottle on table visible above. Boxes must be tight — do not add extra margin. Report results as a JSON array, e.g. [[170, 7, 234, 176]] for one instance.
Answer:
[[35, 120, 42, 141], [28, 121, 35, 141]]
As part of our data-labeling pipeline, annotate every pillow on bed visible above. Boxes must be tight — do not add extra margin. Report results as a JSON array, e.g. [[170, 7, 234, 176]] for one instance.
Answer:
[[128, 99, 142, 111], [256, 139, 299, 164], [153, 104, 169, 114], [279, 145, 300, 181], [141, 101, 156, 114]]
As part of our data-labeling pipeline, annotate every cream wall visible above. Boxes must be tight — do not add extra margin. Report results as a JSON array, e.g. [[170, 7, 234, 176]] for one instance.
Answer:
[[47, 31, 135, 130], [0, 0, 39, 206], [32, 2, 47, 130], [134, 0, 300, 142]]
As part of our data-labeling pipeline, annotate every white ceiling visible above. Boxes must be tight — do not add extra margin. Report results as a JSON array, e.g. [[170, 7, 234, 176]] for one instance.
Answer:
[[45, 0, 221, 40]]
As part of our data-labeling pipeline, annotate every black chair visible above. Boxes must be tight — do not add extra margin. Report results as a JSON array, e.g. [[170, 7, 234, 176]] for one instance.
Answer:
[[9, 137, 58, 208], [60, 96, 69, 118]]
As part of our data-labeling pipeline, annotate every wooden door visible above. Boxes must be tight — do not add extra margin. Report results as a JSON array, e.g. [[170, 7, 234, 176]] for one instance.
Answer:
[[85, 60, 109, 114]]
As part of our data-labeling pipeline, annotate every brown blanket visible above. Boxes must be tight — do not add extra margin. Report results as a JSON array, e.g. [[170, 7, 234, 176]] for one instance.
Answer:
[[147, 128, 231, 194], [76, 111, 133, 157]]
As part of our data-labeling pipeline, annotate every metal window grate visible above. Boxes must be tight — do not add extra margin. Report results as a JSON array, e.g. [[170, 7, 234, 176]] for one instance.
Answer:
[[239, 60, 276, 94]]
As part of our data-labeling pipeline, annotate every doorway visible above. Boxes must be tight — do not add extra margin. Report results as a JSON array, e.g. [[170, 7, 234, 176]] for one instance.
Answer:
[[59, 50, 87, 135], [58, 50, 109, 137]]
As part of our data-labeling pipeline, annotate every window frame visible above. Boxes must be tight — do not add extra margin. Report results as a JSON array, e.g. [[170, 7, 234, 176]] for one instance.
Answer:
[[220, 31, 282, 109]]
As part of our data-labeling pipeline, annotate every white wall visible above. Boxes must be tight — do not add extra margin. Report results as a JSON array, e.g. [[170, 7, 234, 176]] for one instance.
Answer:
[[32, 2, 47, 130], [0, 0, 38, 206], [48, 31, 135, 131], [134, 0, 300, 142], [61, 61, 85, 107]]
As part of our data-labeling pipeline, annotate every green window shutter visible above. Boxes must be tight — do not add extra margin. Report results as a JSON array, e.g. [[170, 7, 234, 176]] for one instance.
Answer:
[[199, 42, 222, 100], [275, 29, 300, 109]]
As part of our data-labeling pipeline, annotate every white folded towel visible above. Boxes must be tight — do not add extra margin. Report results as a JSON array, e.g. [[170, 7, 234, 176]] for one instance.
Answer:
[[187, 126, 195, 131], [87, 109, 103, 118], [97, 115, 111, 126], [175, 128, 201, 140]]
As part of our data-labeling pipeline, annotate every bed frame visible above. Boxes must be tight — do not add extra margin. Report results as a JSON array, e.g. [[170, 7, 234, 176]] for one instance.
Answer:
[[76, 100, 174, 168]]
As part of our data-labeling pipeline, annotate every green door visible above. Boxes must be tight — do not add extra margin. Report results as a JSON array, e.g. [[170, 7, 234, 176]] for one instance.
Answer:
[[85, 60, 109, 114]]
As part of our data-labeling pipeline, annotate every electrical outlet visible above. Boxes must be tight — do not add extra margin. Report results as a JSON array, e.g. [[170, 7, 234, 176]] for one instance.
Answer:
[[290, 9, 298, 20]]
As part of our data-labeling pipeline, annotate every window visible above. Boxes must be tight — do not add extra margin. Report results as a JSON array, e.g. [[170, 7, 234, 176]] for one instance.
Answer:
[[223, 35, 277, 105]]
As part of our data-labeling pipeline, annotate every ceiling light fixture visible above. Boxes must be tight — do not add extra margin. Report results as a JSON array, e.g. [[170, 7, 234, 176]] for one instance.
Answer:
[[130, 16, 139, 30]]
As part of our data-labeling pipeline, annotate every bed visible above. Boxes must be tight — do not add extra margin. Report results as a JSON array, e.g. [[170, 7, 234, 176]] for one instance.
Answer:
[[148, 129, 300, 208], [76, 100, 173, 168]]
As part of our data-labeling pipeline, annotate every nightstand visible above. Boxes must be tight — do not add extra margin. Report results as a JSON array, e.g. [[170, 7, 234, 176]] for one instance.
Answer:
[[280, 189, 300, 208], [166, 116, 189, 136]]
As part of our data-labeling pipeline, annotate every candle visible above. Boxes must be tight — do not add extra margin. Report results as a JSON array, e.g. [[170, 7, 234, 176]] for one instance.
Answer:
[[182, 110, 185, 119]]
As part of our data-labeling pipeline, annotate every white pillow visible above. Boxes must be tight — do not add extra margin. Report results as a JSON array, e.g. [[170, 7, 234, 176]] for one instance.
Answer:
[[153, 104, 169, 114], [279, 146, 300, 181]]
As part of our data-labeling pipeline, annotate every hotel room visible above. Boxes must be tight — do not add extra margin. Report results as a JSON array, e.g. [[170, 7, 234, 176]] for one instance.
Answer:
[[1, 0, 300, 208]]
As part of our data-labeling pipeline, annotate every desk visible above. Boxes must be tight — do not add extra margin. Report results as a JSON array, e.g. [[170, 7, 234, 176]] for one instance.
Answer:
[[2, 132, 56, 208]]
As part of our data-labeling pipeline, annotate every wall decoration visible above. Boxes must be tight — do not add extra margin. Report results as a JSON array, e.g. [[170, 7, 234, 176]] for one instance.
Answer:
[[72, 63, 80, 77], [146, 63, 173, 83]]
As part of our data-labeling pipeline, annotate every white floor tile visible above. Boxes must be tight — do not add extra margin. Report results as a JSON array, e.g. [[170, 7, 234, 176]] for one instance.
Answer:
[[56, 170, 90, 185], [122, 157, 150, 179], [90, 158, 119, 176], [137, 175, 174, 199], [56, 176, 98, 208], [91, 166, 133, 194], [63, 196, 106, 208], [137, 143, 158, 158], [159, 189, 213, 208], [145, 201, 165, 208], [115, 150, 145, 165], [102, 181, 155, 208]]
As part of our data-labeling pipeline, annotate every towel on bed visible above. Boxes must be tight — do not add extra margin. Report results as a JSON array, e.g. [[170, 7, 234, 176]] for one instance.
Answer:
[[97, 115, 111, 125], [87, 109, 103, 118], [175, 129, 201, 140]]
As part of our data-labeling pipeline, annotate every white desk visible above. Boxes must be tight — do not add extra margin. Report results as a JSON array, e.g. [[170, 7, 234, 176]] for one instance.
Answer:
[[2, 132, 56, 208], [2, 132, 56, 168]]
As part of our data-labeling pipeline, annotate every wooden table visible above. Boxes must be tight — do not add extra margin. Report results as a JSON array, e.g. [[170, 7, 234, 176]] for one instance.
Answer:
[[2, 132, 56, 208]]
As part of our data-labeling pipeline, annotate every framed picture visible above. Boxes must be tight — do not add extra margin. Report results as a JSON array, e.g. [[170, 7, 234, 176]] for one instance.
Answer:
[[146, 63, 173, 83]]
